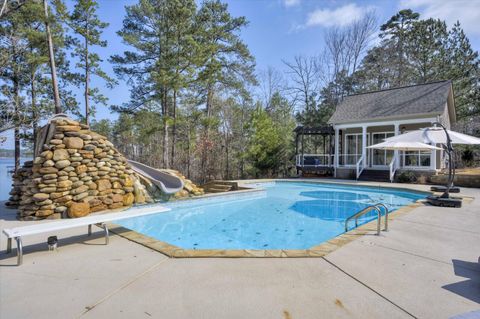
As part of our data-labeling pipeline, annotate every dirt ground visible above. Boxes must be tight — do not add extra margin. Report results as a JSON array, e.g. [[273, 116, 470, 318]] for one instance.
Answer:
[[440, 167, 480, 175]]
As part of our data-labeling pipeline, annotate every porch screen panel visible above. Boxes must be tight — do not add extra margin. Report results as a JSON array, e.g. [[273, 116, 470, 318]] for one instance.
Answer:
[[346, 135, 356, 165], [357, 135, 363, 165], [372, 133, 385, 165]]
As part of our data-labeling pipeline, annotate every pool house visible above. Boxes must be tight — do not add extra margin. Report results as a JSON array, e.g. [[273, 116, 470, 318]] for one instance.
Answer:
[[295, 80, 456, 181]]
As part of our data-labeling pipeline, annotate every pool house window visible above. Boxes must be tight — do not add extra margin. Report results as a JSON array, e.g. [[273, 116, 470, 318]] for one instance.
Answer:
[[371, 132, 394, 166], [400, 130, 431, 168], [403, 151, 431, 167]]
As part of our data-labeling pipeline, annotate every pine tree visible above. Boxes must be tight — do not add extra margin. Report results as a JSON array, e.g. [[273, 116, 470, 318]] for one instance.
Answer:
[[445, 21, 480, 117], [0, 2, 46, 170], [196, 0, 256, 115], [267, 92, 295, 176], [111, 0, 198, 168], [68, 0, 115, 125], [164, 0, 198, 168], [406, 18, 449, 83], [379, 9, 419, 86], [351, 11, 479, 122], [195, 0, 256, 180], [351, 46, 395, 91], [246, 105, 283, 177]]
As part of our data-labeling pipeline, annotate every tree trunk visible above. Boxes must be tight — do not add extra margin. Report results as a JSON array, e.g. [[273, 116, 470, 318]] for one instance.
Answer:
[[201, 86, 213, 182], [186, 127, 191, 179], [162, 88, 169, 168], [43, 0, 61, 114], [397, 21, 405, 85], [225, 134, 229, 180], [84, 29, 90, 125], [31, 71, 37, 153], [170, 89, 176, 169], [13, 76, 20, 172], [0, 0, 7, 18]]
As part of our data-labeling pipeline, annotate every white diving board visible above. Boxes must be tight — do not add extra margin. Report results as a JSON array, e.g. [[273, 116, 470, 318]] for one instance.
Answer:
[[3, 205, 170, 266]]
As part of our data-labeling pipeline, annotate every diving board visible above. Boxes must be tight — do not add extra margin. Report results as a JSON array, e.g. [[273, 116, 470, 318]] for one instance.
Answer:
[[3, 205, 170, 266]]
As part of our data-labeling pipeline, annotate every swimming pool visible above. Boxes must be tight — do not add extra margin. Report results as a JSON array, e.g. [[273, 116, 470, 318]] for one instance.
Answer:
[[118, 182, 426, 250]]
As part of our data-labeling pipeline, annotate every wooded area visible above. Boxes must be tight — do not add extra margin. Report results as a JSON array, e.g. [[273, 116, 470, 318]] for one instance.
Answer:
[[1, 1, 479, 183]]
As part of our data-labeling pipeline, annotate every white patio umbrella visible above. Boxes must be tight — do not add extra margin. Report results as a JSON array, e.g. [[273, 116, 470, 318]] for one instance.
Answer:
[[367, 140, 442, 151], [385, 127, 480, 145], [382, 123, 480, 204]]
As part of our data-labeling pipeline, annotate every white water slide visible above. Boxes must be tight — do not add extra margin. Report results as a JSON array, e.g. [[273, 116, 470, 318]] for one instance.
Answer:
[[128, 160, 184, 194]]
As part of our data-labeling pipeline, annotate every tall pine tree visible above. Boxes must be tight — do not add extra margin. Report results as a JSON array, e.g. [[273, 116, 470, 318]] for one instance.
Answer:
[[195, 0, 256, 180], [111, 0, 198, 168], [68, 0, 115, 125]]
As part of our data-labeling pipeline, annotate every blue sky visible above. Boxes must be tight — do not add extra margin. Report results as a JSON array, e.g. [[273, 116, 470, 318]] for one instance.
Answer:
[[1, 0, 480, 149], [91, 0, 480, 122]]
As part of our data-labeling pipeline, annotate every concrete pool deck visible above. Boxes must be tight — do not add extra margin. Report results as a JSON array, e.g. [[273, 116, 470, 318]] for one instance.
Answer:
[[1, 180, 479, 318]]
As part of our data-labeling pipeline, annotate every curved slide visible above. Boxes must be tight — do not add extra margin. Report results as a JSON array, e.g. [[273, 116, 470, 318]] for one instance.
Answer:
[[128, 160, 184, 194]]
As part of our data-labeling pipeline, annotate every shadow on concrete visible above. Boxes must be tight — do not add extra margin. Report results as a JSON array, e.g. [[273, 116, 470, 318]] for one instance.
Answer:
[[442, 259, 480, 304], [0, 231, 110, 266]]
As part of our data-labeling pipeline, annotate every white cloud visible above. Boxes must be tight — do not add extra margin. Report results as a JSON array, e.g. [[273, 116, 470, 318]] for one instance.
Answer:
[[284, 0, 300, 8], [400, 0, 480, 35], [305, 3, 373, 28]]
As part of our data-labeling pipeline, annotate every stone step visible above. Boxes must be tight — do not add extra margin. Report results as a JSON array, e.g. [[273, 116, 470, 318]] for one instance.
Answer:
[[204, 184, 231, 190], [201, 181, 236, 193], [204, 187, 232, 193], [359, 170, 390, 182]]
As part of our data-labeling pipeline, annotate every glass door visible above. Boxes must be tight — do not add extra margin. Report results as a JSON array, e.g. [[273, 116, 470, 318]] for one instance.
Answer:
[[345, 133, 367, 165], [371, 132, 394, 167]]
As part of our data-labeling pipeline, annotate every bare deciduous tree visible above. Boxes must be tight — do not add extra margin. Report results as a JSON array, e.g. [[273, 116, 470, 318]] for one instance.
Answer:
[[320, 10, 377, 97], [323, 10, 377, 79], [348, 11, 377, 74], [258, 66, 285, 108], [283, 55, 319, 113], [0, 0, 7, 17]]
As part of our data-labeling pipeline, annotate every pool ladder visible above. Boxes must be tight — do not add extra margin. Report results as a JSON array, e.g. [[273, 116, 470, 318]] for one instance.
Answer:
[[345, 203, 389, 235]]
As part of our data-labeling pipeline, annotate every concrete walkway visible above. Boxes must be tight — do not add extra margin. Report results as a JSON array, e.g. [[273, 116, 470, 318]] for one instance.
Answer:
[[1, 182, 479, 319]]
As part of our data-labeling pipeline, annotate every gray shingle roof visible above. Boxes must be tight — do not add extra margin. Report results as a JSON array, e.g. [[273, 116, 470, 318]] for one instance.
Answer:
[[328, 80, 452, 124]]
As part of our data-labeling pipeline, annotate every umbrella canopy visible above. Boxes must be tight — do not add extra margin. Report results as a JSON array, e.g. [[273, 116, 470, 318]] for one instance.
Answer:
[[367, 141, 442, 151], [386, 127, 480, 145]]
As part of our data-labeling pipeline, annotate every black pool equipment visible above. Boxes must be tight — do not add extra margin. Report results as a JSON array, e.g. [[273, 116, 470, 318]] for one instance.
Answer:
[[426, 122, 462, 208], [47, 236, 58, 251]]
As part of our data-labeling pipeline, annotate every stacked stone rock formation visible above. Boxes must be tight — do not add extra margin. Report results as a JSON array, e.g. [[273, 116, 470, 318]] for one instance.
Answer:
[[165, 169, 204, 198], [7, 117, 152, 220]]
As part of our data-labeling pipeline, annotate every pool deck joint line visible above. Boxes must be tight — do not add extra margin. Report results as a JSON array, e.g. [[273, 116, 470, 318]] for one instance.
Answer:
[[321, 256, 418, 319], [77, 258, 169, 318]]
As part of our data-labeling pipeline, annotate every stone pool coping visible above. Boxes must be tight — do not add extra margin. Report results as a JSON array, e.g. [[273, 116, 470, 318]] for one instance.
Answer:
[[108, 179, 474, 258], [109, 200, 422, 258]]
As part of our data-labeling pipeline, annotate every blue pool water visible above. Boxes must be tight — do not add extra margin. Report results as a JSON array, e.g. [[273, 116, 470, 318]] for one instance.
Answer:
[[118, 182, 426, 250]]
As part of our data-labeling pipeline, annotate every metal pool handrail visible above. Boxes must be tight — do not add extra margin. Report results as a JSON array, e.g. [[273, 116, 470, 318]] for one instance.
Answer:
[[374, 203, 389, 231], [345, 203, 389, 235]]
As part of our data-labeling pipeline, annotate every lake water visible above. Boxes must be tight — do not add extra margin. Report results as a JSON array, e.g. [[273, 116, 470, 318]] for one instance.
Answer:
[[0, 158, 30, 201]]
